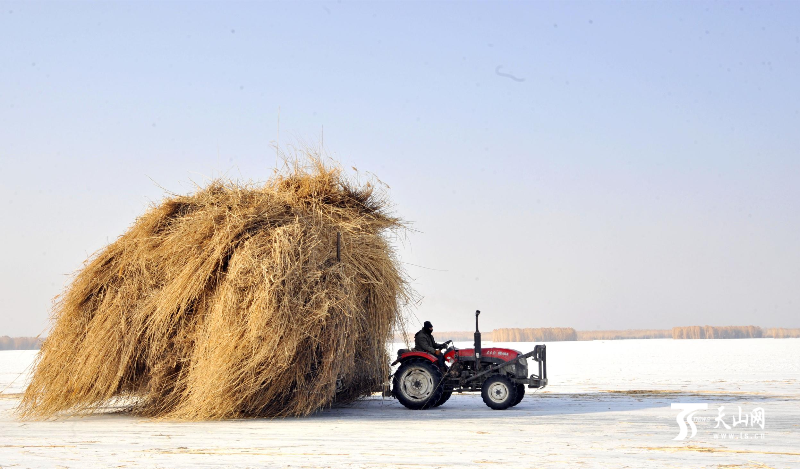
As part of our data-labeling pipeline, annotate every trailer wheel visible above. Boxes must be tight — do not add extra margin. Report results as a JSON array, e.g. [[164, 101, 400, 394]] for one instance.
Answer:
[[393, 359, 444, 410], [510, 384, 525, 407], [481, 375, 517, 410], [433, 390, 452, 407]]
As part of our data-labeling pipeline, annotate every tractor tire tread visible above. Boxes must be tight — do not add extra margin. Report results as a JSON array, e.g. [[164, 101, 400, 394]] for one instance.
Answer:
[[510, 383, 525, 407], [433, 390, 452, 407]]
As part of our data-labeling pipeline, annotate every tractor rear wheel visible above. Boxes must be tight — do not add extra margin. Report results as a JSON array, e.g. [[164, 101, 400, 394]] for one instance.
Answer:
[[481, 375, 517, 410], [511, 384, 525, 407], [433, 390, 452, 407], [393, 359, 444, 410]]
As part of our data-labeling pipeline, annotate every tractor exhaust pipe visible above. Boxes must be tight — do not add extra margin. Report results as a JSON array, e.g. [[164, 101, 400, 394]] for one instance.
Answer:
[[474, 310, 481, 371]]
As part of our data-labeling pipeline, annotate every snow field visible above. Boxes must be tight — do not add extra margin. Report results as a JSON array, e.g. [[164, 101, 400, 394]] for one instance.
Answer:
[[1, 339, 798, 468]]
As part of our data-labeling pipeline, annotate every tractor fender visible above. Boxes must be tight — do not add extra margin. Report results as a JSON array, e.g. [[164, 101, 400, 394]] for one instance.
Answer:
[[392, 351, 438, 366]]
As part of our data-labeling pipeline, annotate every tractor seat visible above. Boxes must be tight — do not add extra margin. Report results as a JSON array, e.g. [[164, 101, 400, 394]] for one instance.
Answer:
[[396, 348, 411, 358]]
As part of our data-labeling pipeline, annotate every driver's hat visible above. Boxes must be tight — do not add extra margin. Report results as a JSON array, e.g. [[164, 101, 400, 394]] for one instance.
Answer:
[[423, 321, 433, 329]]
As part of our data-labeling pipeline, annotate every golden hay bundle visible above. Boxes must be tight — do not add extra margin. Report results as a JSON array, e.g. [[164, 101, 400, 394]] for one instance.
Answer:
[[20, 159, 409, 419]]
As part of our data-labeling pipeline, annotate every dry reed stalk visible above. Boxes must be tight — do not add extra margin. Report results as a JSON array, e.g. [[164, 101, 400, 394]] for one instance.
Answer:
[[672, 325, 763, 339], [20, 156, 410, 419]]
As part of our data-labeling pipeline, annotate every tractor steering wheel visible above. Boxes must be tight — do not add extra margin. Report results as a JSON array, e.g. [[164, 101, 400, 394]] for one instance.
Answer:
[[443, 345, 456, 366]]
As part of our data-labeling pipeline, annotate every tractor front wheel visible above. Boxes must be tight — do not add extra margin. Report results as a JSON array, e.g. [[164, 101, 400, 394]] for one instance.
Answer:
[[481, 375, 517, 410], [393, 359, 444, 410], [511, 383, 525, 407]]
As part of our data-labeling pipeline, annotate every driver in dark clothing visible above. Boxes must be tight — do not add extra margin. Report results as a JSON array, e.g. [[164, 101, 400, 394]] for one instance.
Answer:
[[414, 321, 450, 366]]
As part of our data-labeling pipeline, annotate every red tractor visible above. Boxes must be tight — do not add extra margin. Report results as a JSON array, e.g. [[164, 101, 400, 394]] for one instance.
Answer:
[[391, 310, 548, 410]]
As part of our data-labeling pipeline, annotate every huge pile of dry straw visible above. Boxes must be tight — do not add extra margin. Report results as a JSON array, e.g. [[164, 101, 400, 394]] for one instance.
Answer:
[[20, 159, 409, 419]]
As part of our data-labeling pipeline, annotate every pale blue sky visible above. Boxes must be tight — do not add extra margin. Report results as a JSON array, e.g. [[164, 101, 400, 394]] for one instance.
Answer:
[[1, 1, 799, 336]]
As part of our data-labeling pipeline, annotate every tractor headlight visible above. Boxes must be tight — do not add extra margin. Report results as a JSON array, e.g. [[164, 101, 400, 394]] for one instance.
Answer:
[[516, 357, 528, 377]]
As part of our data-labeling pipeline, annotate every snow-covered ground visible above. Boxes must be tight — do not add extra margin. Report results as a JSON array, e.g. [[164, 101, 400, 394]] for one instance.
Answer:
[[2, 339, 799, 468]]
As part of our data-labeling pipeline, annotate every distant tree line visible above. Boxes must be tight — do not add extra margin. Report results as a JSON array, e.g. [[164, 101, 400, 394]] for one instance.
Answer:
[[431, 331, 485, 341], [763, 328, 800, 338], [399, 329, 580, 342], [397, 326, 800, 343], [673, 325, 761, 339], [0, 336, 43, 350], [673, 326, 800, 339], [429, 328, 670, 342], [577, 329, 672, 340], [492, 328, 578, 342]]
